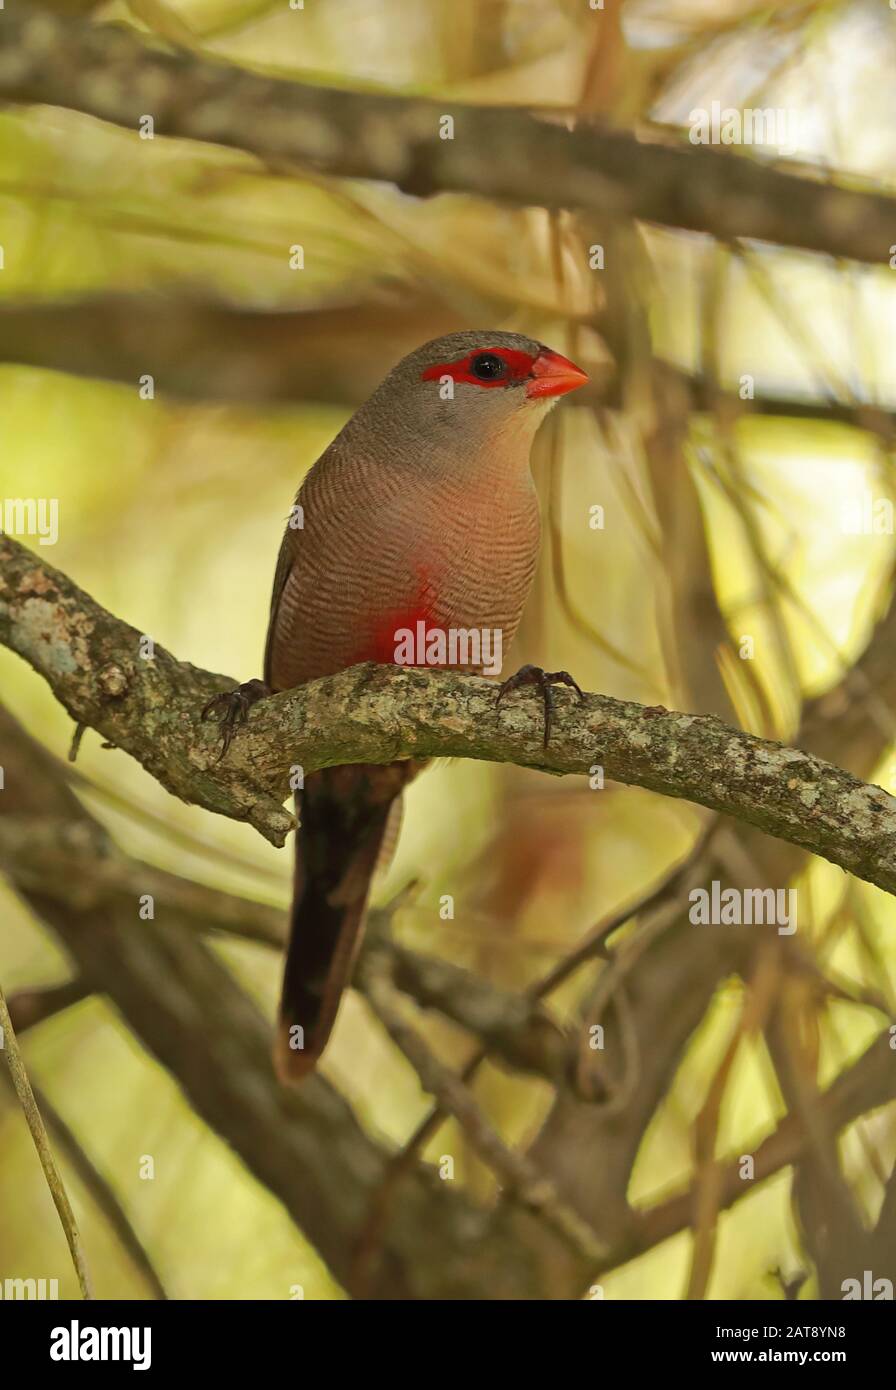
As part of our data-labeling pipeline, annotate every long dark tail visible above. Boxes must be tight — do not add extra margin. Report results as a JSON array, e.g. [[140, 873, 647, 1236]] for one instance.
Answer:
[[274, 765, 402, 1082]]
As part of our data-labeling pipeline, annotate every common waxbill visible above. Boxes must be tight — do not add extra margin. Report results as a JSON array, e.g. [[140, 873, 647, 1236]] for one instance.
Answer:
[[204, 331, 588, 1080]]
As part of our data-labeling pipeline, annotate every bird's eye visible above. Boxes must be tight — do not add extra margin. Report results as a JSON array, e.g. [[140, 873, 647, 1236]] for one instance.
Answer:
[[470, 352, 507, 381]]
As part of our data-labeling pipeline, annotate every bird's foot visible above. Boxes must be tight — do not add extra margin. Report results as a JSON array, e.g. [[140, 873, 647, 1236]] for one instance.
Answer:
[[201, 678, 270, 761], [496, 664, 584, 748]]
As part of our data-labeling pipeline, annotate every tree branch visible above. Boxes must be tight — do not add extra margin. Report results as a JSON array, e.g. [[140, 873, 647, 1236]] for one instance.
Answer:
[[357, 948, 609, 1266], [0, 812, 568, 1083], [4, 776, 892, 1289], [0, 700, 588, 1298], [2, 8, 896, 266], [603, 1024, 896, 1276], [2, 536, 895, 900], [1, 295, 891, 439], [525, 570, 896, 1248], [0, 294, 469, 407], [364, 927, 569, 1083]]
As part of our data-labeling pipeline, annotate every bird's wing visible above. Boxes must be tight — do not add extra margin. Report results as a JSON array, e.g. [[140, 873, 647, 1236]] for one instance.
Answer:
[[263, 523, 299, 689]]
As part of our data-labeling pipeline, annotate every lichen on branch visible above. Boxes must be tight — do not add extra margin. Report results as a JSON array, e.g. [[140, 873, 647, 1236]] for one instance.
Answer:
[[0, 536, 894, 901], [1, 7, 895, 267]]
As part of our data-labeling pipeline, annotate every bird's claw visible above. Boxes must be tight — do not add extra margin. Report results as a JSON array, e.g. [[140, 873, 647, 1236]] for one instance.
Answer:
[[496, 664, 584, 748], [201, 678, 270, 762]]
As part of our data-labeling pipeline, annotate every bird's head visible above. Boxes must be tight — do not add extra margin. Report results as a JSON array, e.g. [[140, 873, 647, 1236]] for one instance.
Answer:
[[347, 331, 588, 465], [415, 330, 587, 401]]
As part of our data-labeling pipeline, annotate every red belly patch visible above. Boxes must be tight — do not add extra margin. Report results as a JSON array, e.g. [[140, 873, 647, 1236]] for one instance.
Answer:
[[361, 604, 438, 665], [351, 564, 441, 666]]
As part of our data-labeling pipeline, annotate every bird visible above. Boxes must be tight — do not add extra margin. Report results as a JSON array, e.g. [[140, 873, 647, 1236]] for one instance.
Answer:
[[203, 331, 588, 1081]]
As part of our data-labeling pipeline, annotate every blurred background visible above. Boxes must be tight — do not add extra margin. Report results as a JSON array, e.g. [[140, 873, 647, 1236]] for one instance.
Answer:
[[1, 0, 895, 1300]]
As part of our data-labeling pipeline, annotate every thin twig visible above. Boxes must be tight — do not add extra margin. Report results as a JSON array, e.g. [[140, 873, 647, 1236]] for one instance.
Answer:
[[4, 978, 168, 1299], [352, 827, 717, 1281], [358, 950, 609, 1271], [0, 978, 93, 1299]]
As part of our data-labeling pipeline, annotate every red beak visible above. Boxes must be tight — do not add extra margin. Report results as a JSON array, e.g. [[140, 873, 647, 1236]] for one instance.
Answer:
[[526, 349, 589, 399]]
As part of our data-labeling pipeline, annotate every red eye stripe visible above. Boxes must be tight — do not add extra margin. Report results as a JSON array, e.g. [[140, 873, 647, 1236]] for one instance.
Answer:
[[420, 347, 537, 388]]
